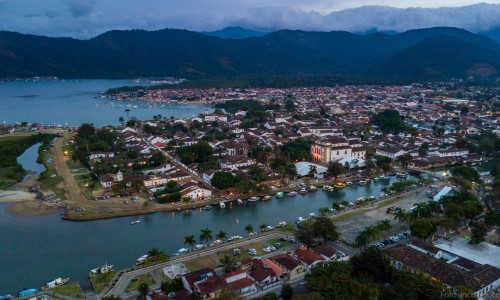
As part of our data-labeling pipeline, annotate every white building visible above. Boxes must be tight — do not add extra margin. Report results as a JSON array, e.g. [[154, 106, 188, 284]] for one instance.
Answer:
[[311, 137, 366, 163]]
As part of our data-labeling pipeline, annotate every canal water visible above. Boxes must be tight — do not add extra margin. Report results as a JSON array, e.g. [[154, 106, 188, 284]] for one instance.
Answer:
[[0, 80, 212, 127], [16, 143, 45, 180], [0, 177, 408, 293]]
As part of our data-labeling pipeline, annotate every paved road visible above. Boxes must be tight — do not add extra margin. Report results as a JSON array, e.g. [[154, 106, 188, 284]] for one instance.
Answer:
[[104, 232, 286, 297]]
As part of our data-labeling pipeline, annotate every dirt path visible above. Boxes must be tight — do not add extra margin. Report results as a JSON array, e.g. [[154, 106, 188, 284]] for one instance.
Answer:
[[53, 133, 89, 206]]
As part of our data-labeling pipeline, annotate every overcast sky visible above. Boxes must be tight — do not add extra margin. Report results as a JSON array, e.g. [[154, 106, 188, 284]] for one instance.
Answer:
[[0, 0, 499, 38]]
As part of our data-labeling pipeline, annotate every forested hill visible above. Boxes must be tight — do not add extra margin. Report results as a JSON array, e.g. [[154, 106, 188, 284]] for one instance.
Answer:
[[0, 27, 499, 81]]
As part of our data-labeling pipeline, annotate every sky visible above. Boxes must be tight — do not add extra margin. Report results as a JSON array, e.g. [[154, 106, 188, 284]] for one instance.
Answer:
[[0, 0, 499, 38]]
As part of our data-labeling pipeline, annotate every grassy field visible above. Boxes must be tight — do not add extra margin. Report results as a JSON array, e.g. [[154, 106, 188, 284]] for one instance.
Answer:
[[126, 274, 156, 292], [0, 167, 16, 189], [216, 241, 268, 261], [183, 256, 218, 271], [90, 271, 117, 293], [38, 149, 67, 200], [49, 282, 83, 298]]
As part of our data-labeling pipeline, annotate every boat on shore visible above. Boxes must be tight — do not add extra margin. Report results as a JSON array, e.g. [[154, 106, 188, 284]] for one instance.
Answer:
[[275, 192, 284, 199], [130, 220, 141, 225], [298, 188, 308, 194], [203, 205, 212, 210], [42, 277, 70, 290], [308, 186, 317, 192], [357, 180, 368, 186], [262, 195, 272, 201], [276, 221, 287, 228], [135, 255, 149, 265], [379, 174, 389, 180], [19, 289, 38, 297], [346, 181, 353, 186], [322, 185, 333, 191], [373, 177, 380, 181], [89, 263, 113, 276], [287, 191, 297, 197], [237, 199, 243, 205], [396, 172, 407, 178], [219, 202, 226, 208], [248, 196, 259, 202]]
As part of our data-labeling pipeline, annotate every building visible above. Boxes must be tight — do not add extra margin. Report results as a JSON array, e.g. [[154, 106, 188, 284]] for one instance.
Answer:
[[375, 147, 407, 159], [219, 156, 256, 170], [311, 136, 366, 163], [223, 269, 257, 297]]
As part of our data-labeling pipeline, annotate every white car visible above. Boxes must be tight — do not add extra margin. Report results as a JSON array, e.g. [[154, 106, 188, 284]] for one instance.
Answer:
[[248, 248, 257, 255], [263, 247, 271, 253]]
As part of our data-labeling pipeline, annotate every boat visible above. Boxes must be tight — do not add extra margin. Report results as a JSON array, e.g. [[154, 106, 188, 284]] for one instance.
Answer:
[[296, 216, 306, 224], [237, 199, 243, 205], [130, 220, 141, 225], [333, 182, 346, 189], [357, 180, 368, 186], [19, 289, 38, 297], [248, 196, 260, 202], [219, 202, 226, 208], [151, 211, 161, 215], [0, 294, 11, 300], [275, 192, 284, 199], [298, 188, 308, 194], [308, 186, 317, 192], [287, 191, 297, 197], [42, 277, 70, 290], [174, 248, 188, 256], [356, 197, 367, 204], [368, 196, 376, 201], [203, 205, 212, 210], [90, 263, 113, 276], [345, 181, 353, 186], [135, 255, 149, 265], [373, 177, 380, 181], [322, 185, 333, 191], [309, 212, 316, 218], [379, 174, 389, 180], [276, 221, 287, 227], [262, 195, 272, 201], [396, 172, 407, 178]]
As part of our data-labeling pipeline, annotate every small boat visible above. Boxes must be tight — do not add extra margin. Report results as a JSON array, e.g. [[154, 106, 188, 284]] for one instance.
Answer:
[[396, 172, 407, 178], [356, 197, 367, 204], [309, 212, 316, 218], [373, 177, 380, 181], [19, 289, 38, 297], [174, 248, 188, 256], [357, 180, 368, 186], [219, 202, 226, 208], [237, 199, 243, 205], [90, 263, 113, 276], [368, 196, 376, 201], [130, 220, 141, 225], [248, 196, 260, 202], [322, 185, 333, 191], [42, 277, 70, 290], [276, 221, 287, 227], [308, 186, 317, 192], [135, 255, 149, 265], [333, 182, 346, 189], [275, 192, 284, 199], [298, 188, 308, 194], [287, 191, 297, 197], [203, 205, 212, 210], [345, 181, 353, 186], [296, 216, 306, 224], [379, 175, 389, 180], [262, 195, 272, 201], [0, 294, 11, 300]]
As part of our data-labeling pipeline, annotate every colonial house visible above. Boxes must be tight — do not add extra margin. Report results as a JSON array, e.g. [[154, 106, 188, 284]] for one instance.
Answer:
[[223, 269, 257, 297], [431, 148, 469, 157], [313, 245, 349, 262], [270, 255, 306, 281], [99, 170, 123, 188], [249, 259, 282, 289], [180, 181, 212, 200], [387, 245, 500, 299], [193, 276, 227, 300], [311, 136, 366, 163], [182, 268, 216, 292], [203, 170, 215, 184], [294, 246, 325, 269], [408, 241, 443, 259], [219, 156, 256, 170], [143, 175, 168, 188], [375, 147, 407, 159]]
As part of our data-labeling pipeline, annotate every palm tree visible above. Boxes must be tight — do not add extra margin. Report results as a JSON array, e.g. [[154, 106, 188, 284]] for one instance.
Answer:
[[259, 223, 267, 232], [148, 247, 160, 257], [308, 165, 318, 177], [184, 235, 196, 252], [220, 254, 237, 273], [341, 200, 350, 208], [332, 202, 341, 211], [355, 231, 370, 249], [200, 227, 213, 245], [216, 231, 227, 241], [377, 219, 392, 237], [245, 224, 254, 236], [125, 108, 130, 118]]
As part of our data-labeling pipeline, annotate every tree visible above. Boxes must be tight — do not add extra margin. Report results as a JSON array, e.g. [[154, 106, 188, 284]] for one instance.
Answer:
[[312, 216, 340, 243], [161, 278, 183, 294], [211, 171, 236, 190], [296, 222, 316, 248], [125, 108, 130, 117], [244, 224, 254, 236], [86, 181, 97, 196], [327, 162, 346, 177], [397, 153, 412, 169], [184, 235, 196, 252], [248, 165, 266, 182], [351, 248, 393, 283], [200, 227, 213, 245], [220, 254, 237, 273], [418, 142, 429, 156], [262, 292, 279, 300], [216, 231, 227, 241], [484, 210, 500, 226], [138, 282, 150, 298], [259, 223, 267, 232], [280, 283, 294, 300], [410, 218, 437, 240], [355, 231, 370, 249], [371, 110, 406, 134], [451, 166, 480, 182], [118, 116, 125, 124], [469, 221, 487, 245], [308, 164, 318, 177], [376, 219, 392, 237], [77, 123, 96, 140]]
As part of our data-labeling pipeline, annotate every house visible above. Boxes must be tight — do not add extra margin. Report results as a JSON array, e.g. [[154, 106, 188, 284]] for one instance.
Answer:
[[387, 245, 500, 299], [180, 181, 212, 200], [181, 268, 216, 292], [270, 255, 306, 281], [223, 269, 257, 297], [313, 245, 349, 262], [433, 149, 469, 157], [376, 147, 407, 159], [193, 276, 227, 300], [98, 170, 123, 188], [294, 246, 325, 269], [433, 186, 455, 202], [311, 137, 366, 163], [408, 241, 443, 259], [203, 170, 215, 184], [219, 156, 256, 170], [249, 259, 281, 288], [88, 151, 115, 160]]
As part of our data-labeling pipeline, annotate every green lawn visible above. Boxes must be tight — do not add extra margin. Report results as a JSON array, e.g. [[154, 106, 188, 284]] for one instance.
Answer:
[[126, 274, 156, 292], [183, 256, 218, 271], [217, 241, 267, 261], [90, 271, 116, 293], [49, 282, 83, 298]]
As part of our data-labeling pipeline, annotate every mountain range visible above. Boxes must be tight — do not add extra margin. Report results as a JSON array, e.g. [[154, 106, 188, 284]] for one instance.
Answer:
[[0, 27, 498, 81]]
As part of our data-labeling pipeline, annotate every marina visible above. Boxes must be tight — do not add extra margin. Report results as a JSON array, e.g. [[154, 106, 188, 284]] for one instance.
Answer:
[[0, 175, 408, 293]]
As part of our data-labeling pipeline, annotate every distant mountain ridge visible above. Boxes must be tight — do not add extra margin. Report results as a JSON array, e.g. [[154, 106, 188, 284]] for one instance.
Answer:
[[201, 27, 269, 39], [0, 27, 498, 81]]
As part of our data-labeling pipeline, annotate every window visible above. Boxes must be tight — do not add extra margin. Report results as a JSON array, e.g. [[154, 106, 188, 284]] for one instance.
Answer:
[[337, 151, 339, 155], [345, 150, 347, 154]]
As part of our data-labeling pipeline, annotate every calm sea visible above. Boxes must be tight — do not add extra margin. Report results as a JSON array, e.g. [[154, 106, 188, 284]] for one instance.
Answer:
[[0, 79, 210, 127]]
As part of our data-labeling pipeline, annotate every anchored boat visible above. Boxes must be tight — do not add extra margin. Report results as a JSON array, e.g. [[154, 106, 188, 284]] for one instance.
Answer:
[[275, 192, 284, 199], [42, 277, 70, 290]]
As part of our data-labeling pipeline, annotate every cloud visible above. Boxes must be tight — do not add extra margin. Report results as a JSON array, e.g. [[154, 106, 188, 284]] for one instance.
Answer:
[[67, 0, 97, 17]]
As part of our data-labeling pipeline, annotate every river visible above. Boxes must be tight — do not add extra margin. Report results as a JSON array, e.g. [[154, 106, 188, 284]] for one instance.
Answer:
[[16, 143, 45, 180], [0, 80, 211, 127], [1, 177, 407, 293]]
